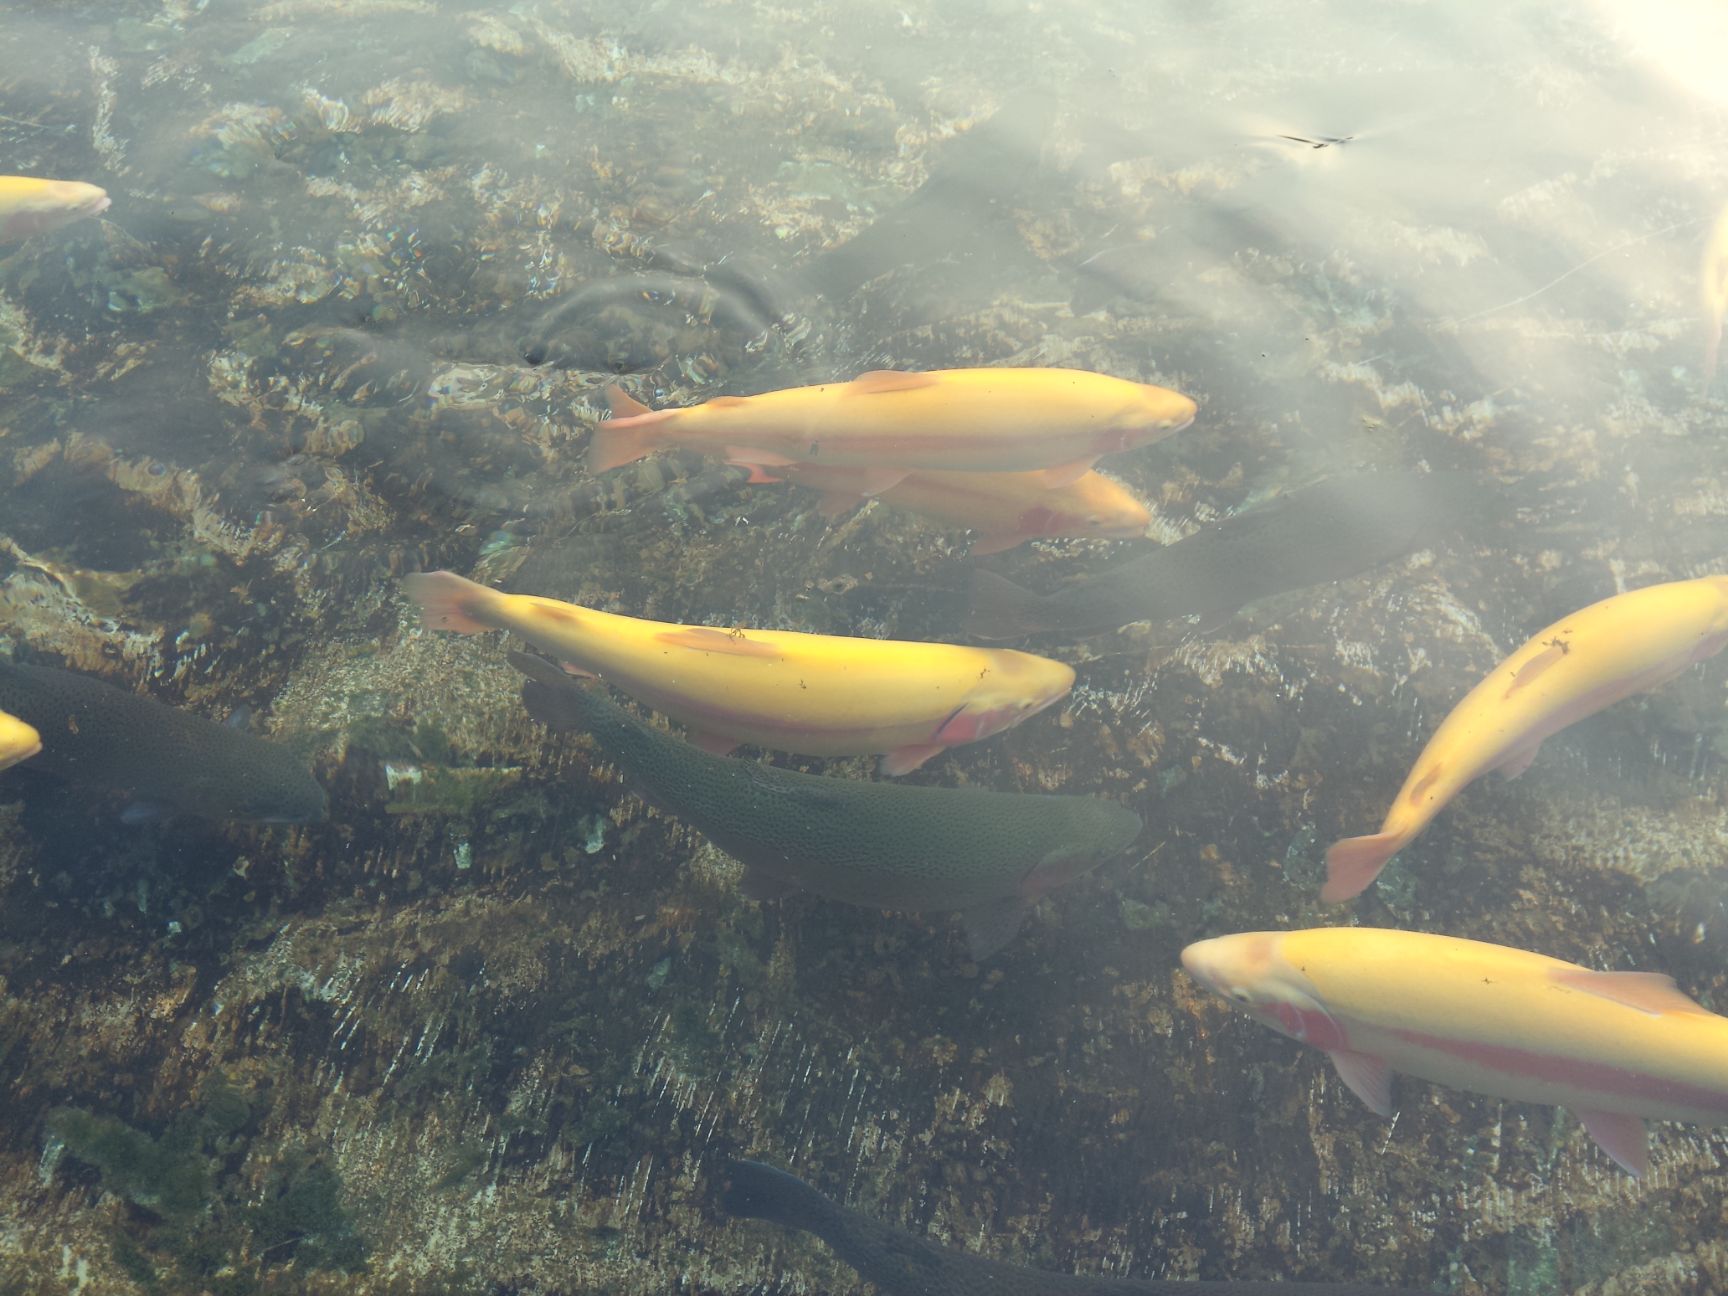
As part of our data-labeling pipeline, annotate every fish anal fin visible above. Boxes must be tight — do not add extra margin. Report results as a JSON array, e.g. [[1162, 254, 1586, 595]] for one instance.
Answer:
[[724, 447, 799, 468], [966, 533, 1023, 557], [958, 896, 1032, 960], [850, 370, 940, 394], [687, 730, 741, 757], [1320, 831, 1405, 904], [740, 867, 800, 902], [880, 743, 944, 776], [1504, 641, 1566, 698], [1495, 740, 1542, 780], [1040, 457, 1098, 488], [816, 491, 859, 520], [1550, 968, 1707, 1016], [654, 627, 783, 659], [1327, 1048, 1394, 1117], [1575, 1107, 1649, 1177]]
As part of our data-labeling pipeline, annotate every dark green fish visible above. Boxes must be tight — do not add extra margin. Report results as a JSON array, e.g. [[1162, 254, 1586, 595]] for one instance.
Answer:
[[511, 653, 1141, 958], [967, 470, 1469, 640], [718, 1159, 1441, 1296], [0, 660, 327, 824]]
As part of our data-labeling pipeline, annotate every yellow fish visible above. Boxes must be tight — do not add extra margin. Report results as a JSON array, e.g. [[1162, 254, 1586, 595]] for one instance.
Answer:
[[1, 709, 41, 770], [1325, 575, 1728, 902], [755, 462, 1153, 554], [405, 570, 1074, 774], [0, 175, 110, 243], [591, 369, 1196, 489], [1704, 202, 1728, 384], [1183, 926, 1728, 1177]]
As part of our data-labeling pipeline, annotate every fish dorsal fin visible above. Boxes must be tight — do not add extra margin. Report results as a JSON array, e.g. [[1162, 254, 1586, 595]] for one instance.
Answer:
[[1040, 457, 1098, 488], [1550, 968, 1709, 1015], [654, 626, 783, 659], [849, 370, 940, 394], [1504, 640, 1567, 698], [1327, 1048, 1394, 1117]]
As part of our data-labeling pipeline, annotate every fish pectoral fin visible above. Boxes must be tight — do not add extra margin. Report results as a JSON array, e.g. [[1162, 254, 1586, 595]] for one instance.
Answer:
[[724, 447, 800, 467], [1550, 968, 1708, 1015], [879, 743, 945, 776], [707, 396, 753, 408], [849, 369, 941, 394], [687, 730, 741, 757], [559, 660, 599, 679], [1326, 1049, 1394, 1117], [957, 896, 1032, 960], [1494, 740, 1542, 780], [654, 627, 783, 659], [739, 868, 800, 902], [1040, 457, 1099, 489], [743, 465, 784, 484], [1575, 1108, 1649, 1177], [852, 467, 910, 497]]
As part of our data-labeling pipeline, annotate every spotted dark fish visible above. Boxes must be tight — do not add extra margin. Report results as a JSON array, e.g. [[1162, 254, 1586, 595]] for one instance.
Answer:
[[0, 660, 327, 824], [717, 1159, 1442, 1295], [512, 652, 1141, 958]]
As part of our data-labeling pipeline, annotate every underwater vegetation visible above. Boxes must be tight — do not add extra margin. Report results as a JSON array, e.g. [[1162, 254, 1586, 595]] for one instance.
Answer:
[[4, 0, 1728, 1293]]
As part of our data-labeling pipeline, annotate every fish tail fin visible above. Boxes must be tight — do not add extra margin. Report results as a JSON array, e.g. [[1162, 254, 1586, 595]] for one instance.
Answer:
[[403, 570, 498, 635], [1320, 831, 1405, 903], [965, 569, 1050, 639], [589, 386, 672, 473], [716, 1160, 834, 1234]]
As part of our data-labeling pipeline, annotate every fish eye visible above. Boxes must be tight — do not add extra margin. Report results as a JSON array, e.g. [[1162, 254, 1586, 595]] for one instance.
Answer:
[[1230, 989, 1252, 1004]]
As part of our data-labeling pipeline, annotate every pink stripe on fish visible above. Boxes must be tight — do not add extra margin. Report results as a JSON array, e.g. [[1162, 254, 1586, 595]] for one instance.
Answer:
[[1385, 1026, 1728, 1115]]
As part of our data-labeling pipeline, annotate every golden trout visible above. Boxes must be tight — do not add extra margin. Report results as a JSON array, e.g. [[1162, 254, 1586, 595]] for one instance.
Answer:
[[1, 709, 41, 770], [758, 462, 1153, 554], [0, 175, 110, 243], [1324, 575, 1728, 902], [590, 368, 1196, 488], [1184, 926, 1728, 1177], [406, 570, 1074, 774]]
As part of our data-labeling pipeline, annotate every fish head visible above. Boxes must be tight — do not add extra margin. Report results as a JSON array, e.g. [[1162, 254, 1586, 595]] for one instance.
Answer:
[[936, 658, 1075, 746], [0, 179, 110, 241], [1180, 933, 1347, 1051], [1095, 386, 1197, 453], [1024, 803, 1143, 896]]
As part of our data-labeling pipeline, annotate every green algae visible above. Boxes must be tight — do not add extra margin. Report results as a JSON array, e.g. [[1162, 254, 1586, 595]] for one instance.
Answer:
[[45, 1081, 366, 1293]]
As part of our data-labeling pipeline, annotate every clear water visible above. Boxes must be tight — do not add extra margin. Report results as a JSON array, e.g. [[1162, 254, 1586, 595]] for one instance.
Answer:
[[2, 0, 1728, 1291]]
